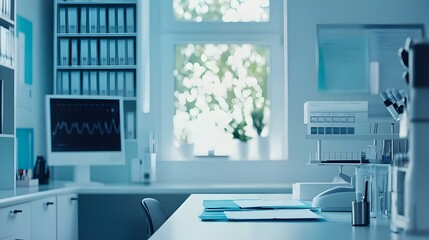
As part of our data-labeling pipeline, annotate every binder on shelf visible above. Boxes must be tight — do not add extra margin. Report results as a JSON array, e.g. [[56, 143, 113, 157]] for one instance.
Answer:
[[117, 7, 125, 33], [99, 7, 107, 33], [0, 27, 5, 65], [61, 71, 70, 95], [80, 39, 89, 65], [109, 39, 117, 65], [59, 38, 69, 66], [82, 71, 90, 95], [89, 39, 98, 65], [117, 39, 126, 65], [10, 27, 15, 67], [98, 71, 108, 95], [108, 7, 116, 33], [126, 111, 135, 139], [88, 7, 98, 33], [70, 71, 81, 95], [99, 39, 108, 65], [56, 71, 62, 94], [89, 71, 98, 95], [125, 7, 135, 33], [6, 27, 12, 66], [116, 71, 125, 96], [108, 71, 116, 96], [126, 39, 135, 65], [125, 71, 135, 97], [67, 7, 78, 33], [80, 7, 88, 33], [70, 39, 78, 65], [58, 7, 67, 33], [4, 0, 10, 20]]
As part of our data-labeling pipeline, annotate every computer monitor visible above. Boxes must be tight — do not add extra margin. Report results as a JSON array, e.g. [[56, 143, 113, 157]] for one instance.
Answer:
[[46, 95, 125, 184]]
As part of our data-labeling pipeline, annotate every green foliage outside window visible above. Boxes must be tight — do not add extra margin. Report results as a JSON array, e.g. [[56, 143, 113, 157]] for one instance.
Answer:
[[174, 44, 270, 146]]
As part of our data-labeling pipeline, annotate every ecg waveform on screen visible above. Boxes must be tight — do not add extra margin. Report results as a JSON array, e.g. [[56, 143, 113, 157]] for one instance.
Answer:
[[52, 119, 120, 136]]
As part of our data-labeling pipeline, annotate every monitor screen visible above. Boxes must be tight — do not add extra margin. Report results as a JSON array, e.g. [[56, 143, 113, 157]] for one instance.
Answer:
[[46, 95, 125, 167]]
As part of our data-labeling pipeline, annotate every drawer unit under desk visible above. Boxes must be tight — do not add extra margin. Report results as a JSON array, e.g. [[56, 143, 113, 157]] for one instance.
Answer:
[[31, 196, 57, 240], [0, 203, 31, 240]]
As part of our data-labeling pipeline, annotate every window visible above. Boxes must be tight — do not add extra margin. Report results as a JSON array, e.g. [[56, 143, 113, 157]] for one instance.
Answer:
[[157, 0, 285, 160]]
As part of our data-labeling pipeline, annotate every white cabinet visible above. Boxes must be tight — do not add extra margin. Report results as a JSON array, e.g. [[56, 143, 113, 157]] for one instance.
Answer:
[[0, 203, 31, 240], [57, 193, 78, 240], [0, 193, 79, 240], [31, 197, 57, 240]]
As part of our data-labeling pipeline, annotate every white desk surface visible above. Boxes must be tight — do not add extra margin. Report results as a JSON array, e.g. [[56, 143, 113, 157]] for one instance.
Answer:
[[150, 194, 429, 240]]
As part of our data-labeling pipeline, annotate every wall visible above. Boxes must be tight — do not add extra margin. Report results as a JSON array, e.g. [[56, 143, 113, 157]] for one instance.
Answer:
[[153, 0, 429, 184], [16, 0, 429, 185], [16, 0, 53, 165]]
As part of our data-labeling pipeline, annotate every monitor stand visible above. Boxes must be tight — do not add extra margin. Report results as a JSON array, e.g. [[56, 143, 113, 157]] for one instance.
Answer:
[[65, 165, 104, 186]]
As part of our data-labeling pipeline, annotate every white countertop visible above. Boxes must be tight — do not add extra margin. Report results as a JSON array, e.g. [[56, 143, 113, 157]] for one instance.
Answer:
[[0, 182, 292, 208]]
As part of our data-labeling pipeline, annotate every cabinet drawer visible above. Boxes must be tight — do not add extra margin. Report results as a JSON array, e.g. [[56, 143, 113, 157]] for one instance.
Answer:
[[57, 193, 78, 240], [32, 197, 57, 240], [0, 203, 31, 240]]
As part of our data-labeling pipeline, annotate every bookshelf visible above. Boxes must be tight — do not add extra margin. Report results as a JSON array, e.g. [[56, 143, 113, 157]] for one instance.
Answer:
[[0, 0, 16, 190], [53, 0, 139, 144]]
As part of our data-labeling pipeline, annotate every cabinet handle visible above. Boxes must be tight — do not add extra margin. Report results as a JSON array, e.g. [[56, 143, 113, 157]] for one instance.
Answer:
[[45, 201, 55, 206], [70, 197, 78, 201], [11, 209, 23, 214]]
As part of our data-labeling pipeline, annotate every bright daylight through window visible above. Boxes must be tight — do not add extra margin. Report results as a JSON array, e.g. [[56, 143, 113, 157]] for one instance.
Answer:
[[174, 44, 270, 157], [173, 0, 269, 22]]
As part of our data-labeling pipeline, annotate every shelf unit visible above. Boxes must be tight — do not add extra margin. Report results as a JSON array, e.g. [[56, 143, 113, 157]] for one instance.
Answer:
[[53, 0, 139, 143], [305, 134, 400, 165], [305, 134, 397, 185], [0, 0, 16, 190]]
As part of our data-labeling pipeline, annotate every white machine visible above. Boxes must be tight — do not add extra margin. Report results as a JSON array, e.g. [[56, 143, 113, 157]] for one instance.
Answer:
[[304, 101, 368, 135], [391, 39, 429, 234], [312, 186, 355, 212]]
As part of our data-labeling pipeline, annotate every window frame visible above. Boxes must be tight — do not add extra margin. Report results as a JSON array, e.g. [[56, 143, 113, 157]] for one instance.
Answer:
[[155, 0, 286, 161]]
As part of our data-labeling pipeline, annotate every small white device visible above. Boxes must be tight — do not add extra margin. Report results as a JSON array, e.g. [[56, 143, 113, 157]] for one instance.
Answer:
[[312, 186, 355, 212]]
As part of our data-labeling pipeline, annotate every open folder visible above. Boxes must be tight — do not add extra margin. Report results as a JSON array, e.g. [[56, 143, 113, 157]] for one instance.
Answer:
[[200, 199, 323, 221], [203, 199, 314, 211]]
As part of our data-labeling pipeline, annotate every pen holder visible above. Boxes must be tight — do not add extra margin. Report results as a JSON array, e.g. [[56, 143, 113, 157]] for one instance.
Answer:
[[352, 201, 370, 226]]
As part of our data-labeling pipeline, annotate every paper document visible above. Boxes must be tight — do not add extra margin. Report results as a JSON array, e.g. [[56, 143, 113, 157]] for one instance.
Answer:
[[233, 199, 309, 209], [224, 209, 324, 221]]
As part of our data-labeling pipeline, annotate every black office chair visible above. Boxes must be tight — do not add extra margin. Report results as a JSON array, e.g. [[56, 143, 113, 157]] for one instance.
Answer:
[[141, 198, 168, 238]]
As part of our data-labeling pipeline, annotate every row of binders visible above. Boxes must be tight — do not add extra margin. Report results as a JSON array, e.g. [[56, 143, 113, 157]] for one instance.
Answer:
[[56, 70, 135, 97], [0, 0, 13, 21], [59, 38, 135, 66], [58, 6, 135, 34], [0, 26, 14, 67]]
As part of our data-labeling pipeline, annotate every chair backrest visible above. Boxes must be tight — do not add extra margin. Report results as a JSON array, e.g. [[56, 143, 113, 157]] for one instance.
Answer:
[[141, 198, 168, 237]]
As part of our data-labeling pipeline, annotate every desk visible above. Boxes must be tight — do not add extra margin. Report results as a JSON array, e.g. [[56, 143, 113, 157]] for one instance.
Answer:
[[150, 194, 428, 240]]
